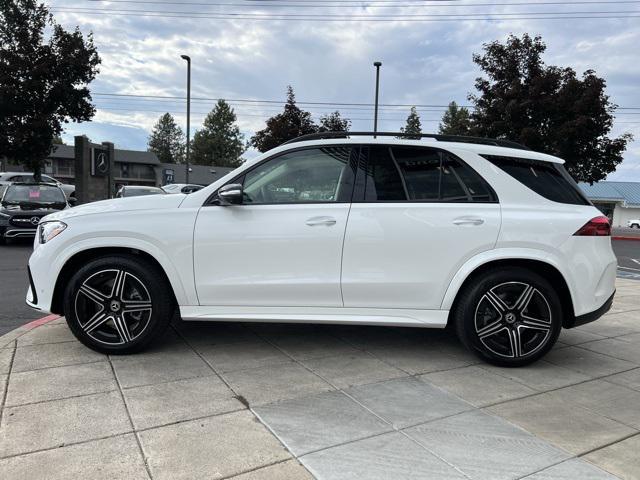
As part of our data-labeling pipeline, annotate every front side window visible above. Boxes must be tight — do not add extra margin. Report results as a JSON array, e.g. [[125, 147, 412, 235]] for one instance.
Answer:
[[481, 154, 589, 205], [242, 147, 353, 204]]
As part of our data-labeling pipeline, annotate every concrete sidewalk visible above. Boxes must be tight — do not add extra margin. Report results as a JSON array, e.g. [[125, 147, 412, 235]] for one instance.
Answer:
[[1, 279, 639, 479]]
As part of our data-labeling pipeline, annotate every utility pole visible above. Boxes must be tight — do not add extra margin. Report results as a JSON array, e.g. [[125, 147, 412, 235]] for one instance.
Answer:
[[180, 55, 191, 184], [373, 61, 382, 138]]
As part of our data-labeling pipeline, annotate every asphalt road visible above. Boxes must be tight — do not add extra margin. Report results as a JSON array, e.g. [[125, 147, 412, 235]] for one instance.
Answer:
[[0, 238, 42, 335], [1, 237, 639, 336]]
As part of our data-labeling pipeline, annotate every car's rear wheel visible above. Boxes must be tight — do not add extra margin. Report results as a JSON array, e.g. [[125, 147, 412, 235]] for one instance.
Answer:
[[453, 267, 562, 367], [63, 255, 174, 354]]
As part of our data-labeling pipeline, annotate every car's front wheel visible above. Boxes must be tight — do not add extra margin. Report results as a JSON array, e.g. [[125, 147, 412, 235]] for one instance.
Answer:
[[64, 255, 174, 354], [453, 267, 562, 367]]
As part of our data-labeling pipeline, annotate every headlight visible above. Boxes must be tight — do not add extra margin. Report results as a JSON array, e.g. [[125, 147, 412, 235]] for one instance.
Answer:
[[39, 221, 67, 244]]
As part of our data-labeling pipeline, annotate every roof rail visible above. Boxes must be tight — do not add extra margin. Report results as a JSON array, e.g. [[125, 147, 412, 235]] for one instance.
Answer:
[[282, 131, 530, 151]]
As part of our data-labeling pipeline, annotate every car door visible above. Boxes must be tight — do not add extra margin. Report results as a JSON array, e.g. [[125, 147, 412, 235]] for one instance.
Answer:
[[341, 145, 501, 310], [193, 145, 356, 307]]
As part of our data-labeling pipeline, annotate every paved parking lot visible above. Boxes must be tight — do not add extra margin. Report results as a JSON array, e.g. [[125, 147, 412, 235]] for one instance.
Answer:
[[1, 278, 639, 479]]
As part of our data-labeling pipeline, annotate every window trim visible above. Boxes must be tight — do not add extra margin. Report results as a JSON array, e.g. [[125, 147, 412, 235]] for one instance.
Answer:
[[353, 145, 499, 204], [204, 144, 358, 207]]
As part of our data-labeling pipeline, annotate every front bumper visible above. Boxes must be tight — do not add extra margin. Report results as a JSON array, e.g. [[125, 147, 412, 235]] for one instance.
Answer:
[[565, 290, 615, 329]]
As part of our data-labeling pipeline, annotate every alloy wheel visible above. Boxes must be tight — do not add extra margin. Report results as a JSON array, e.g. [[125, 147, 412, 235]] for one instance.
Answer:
[[474, 281, 552, 359], [74, 269, 153, 345]]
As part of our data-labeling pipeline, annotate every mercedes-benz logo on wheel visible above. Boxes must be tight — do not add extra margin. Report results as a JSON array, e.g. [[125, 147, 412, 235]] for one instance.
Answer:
[[30, 216, 40, 226]]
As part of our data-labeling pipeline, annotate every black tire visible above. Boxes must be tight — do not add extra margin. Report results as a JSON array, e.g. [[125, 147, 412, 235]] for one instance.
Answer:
[[453, 267, 562, 367], [63, 254, 174, 354]]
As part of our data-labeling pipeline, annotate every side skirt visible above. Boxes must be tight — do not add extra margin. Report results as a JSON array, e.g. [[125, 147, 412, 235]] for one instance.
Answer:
[[179, 305, 449, 328]]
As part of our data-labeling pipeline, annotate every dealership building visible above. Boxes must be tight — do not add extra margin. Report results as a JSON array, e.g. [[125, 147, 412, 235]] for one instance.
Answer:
[[579, 181, 640, 227], [1, 143, 233, 194]]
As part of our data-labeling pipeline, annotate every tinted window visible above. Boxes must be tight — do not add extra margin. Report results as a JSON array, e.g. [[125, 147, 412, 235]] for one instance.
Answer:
[[363, 147, 406, 201], [441, 155, 496, 202], [242, 147, 352, 204], [481, 154, 590, 205], [392, 147, 440, 201], [364, 146, 496, 203]]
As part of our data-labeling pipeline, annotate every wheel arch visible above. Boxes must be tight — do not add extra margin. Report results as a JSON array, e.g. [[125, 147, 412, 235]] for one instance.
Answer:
[[444, 257, 576, 328], [50, 246, 179, 315]]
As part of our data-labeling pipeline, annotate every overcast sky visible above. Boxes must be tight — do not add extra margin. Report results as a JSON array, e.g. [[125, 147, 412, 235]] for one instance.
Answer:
[[48, 1, 640, 181]]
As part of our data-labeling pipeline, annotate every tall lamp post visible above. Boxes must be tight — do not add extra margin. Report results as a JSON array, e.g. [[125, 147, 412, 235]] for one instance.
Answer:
[[373, 61, 382, 138], [180, 54, 191, 184]]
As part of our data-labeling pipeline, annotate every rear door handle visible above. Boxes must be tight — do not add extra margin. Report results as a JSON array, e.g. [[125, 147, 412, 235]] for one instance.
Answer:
[[453, 216, 484, 226], [306, 216, 337, 226]]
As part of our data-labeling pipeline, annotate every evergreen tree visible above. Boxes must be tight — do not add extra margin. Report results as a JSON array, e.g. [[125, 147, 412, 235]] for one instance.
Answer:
[[0, 0, 100, 180], [318, 111, 351, 133], [469, 33, 631, 183], [251, 86, 317, 152], [147, 113, 185, 164], [438, 102, 472, 136], [191, 100, 246, 167], [399, 106, 422, 139]]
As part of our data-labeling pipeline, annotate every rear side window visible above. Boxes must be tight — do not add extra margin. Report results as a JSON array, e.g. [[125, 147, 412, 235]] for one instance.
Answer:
[[360, 146, 497, 203], [481, 155, 590, 205]]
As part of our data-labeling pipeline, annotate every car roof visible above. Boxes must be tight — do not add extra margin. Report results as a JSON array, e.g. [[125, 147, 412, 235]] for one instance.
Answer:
[[8, 182, 60, 186], [270, 135, 564, 164]]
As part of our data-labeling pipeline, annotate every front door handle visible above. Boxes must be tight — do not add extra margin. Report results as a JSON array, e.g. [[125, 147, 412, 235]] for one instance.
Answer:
[[453, 216, 485, 226], [306, 216, 337, 227]]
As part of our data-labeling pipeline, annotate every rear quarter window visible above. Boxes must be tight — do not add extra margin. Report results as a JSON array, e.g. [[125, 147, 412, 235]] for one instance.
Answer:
[[481, 154, 590, 206]]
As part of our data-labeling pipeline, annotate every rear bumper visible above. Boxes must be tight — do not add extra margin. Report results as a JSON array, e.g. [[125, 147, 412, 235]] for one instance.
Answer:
[[565, 290, 615, 329]]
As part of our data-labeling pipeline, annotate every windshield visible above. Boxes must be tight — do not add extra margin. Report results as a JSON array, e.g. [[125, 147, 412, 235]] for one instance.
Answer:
[[2, 184, 67, 206]]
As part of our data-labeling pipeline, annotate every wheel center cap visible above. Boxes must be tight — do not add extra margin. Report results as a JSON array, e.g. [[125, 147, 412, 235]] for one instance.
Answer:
[[109, 300, 121, 312], [505, 312, 517, 324]]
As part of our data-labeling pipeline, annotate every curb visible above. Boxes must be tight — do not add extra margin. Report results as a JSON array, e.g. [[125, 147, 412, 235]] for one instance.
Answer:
[[613, 236, 640, 242], [0, 314, 60, 349]]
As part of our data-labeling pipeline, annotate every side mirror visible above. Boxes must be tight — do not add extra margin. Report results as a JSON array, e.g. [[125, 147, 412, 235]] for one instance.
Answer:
[[217, 183, 243, 205], [68, 197, 77, 207]]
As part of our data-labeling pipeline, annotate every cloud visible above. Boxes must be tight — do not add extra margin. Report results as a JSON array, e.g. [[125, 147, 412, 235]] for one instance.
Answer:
[[50, 1, 640, 180]]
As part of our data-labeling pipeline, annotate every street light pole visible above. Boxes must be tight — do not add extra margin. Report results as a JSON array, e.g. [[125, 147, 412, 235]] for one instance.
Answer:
[[373, 61, 382, 138], [180, 55, 191, 184]]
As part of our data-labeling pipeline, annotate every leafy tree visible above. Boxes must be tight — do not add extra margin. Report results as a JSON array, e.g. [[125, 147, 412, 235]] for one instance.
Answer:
[[399, 106, 422, 139], [438, 102, 472, 136], [0, 0, 100, 180], [52, 135, 65, 145], [191, 100, 246, 168], [469, 33, 632, 183], [251, 86, 317, 152], [318, 111, 351, 133], [147, 113, 185, 164]]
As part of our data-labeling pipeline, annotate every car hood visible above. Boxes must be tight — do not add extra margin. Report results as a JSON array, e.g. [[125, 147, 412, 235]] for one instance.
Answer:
[[43, 194, 187, 222]]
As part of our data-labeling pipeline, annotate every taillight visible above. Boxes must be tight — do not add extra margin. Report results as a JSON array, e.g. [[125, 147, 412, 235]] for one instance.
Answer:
[[573, 216, 611, 236]]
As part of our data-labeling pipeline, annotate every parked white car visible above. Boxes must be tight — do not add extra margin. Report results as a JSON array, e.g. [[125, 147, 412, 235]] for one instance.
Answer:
[[0, 172, 75, 199], [27, 133, 616, 366], [628, 219, 640, 228], [161, 183, 204, 194]]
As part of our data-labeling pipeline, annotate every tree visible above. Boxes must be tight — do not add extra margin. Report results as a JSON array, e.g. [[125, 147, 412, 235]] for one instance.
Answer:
[[438, 102, 472, 136], [191, 100, 246, 167], [251, 86, 317, 152], [469, 33, 632, 183], [399, 106, 422, 139], [0, 0, 100, 180], [147, 113, 185, 164], [52, 135, 65, 145], [318, 111, 351, 133]]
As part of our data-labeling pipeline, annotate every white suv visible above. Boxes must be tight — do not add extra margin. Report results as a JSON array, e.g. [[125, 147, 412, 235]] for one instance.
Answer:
[[27, 133, 617, 366], [628, 219, 640, 228]]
